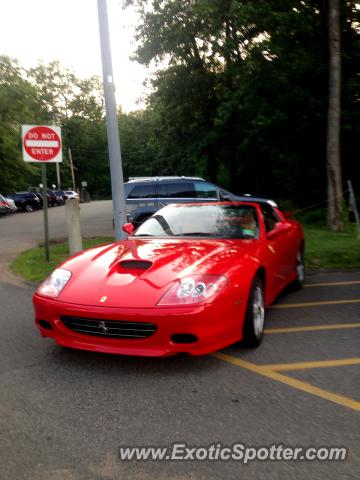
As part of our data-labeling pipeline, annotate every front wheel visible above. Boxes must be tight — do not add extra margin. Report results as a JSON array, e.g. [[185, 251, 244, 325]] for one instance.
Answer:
[[292, 250, 305, 290], [242, 277, 265, 348], [25, 204, 33, 213]]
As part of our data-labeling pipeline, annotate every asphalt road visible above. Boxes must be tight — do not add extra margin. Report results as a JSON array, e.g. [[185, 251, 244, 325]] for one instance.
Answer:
[[0, 201, 114, 283], [0, 204, 359, 479]]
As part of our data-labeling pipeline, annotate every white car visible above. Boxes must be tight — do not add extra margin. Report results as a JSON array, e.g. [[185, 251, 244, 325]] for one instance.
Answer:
[[5, 197, 17, 212], [64, 190, 79, 199]]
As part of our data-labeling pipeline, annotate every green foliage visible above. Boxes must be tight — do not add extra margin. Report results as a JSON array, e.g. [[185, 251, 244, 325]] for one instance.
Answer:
[[0, 56, 45, 193], [0, 57, 110, 196], [125, 0, 360, 204], [1, 1, 360, 210], [27, 61, 104, 121], [298, 208, 327, 226]]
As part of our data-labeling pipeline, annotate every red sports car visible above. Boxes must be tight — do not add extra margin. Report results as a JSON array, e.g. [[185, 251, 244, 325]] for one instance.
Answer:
[[33, 201, 304, 356]]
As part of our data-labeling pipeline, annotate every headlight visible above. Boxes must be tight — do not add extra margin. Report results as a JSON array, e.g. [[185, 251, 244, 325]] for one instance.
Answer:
[[157, 275, 228, 306], [37, 268, 72, 298]]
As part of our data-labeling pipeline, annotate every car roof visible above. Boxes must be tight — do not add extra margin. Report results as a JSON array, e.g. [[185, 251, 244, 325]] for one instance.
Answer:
[[126, 176, 205, 184]]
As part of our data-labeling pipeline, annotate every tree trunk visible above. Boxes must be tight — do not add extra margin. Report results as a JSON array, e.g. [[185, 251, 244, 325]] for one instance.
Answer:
[[326, 0, 343, 231]]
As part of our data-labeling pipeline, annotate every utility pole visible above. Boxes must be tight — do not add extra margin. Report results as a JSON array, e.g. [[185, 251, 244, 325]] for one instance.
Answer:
[[347, 180, 360, 239], [41, 165, 50, 261], [50, 112, 61, 189], [97, 0, 127, 240], [68, 148, 76, 191], [55, 162, 61, 190]]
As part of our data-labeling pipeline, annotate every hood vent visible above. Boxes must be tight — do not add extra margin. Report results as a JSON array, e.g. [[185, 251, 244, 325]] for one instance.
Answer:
[[120, 260, 152, 271]]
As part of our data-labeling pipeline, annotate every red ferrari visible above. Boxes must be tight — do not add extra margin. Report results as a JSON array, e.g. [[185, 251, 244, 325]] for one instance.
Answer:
[[33, 201, 304, 356]]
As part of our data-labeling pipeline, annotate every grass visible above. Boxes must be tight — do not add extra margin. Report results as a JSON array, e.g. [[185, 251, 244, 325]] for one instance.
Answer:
[[303, 225, 360, 269], [11, 237, 114, 283], [10, 227, 360, 284]]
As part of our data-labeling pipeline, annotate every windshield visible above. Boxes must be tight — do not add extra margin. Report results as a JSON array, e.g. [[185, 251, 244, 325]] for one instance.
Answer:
[[134, 204, 259, 239]]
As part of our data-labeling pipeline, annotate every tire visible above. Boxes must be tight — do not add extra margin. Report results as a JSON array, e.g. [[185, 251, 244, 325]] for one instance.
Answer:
[[242, 276, 265, 348], [292, 249, 305, 290], [25, 204, 33, 213]]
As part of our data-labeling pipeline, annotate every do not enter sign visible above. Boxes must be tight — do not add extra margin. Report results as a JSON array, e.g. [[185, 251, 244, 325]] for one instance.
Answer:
[[22, 125, 62, 163]]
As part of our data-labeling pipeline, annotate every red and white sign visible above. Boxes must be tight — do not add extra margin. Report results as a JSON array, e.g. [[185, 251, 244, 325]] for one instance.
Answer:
[[22, 125, 62, 163]]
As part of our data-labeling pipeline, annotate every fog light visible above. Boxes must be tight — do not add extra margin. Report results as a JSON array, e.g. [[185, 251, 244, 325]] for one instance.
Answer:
[[38, 319, 53, 330], [171, 334, 198, 344]]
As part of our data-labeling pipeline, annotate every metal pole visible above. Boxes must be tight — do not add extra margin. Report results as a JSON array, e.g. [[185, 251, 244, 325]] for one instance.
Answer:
[[55, 162, 61, 189], [41, 164, 50, 261], [51, 113, 61, 189], [68, 148, 76, 191], [97, 0, 127, 240], [347, 180, 360, 239]]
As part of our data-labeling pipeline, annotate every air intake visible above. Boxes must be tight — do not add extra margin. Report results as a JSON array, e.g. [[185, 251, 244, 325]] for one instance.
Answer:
[[60, 316, 157, 339], [120, 260, 152, 270]]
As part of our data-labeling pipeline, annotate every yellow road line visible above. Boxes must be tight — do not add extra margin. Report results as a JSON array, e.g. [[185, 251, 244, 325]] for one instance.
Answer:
[[304, 280, 360, 288], [262, 358, 360, 371], [271, 299, 360, 309], [212, 352, 360, 412], [265, 323, 360, 334]]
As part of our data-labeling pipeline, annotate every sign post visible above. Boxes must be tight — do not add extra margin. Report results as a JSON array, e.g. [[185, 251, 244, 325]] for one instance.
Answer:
[[22, 125, 62, 261], [41, 164, 50, 261]]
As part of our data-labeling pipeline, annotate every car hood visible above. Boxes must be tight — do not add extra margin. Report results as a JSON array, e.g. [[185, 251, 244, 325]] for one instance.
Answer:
[[57, 238, 258, 308]]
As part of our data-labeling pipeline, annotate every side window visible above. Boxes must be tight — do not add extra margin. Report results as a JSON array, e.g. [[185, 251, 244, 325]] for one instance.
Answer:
[[157, 184, 168, 198], [261, 205, 280, 232], [194, 181, 217, 199], [128, 184, 156, 199], [163, 182, 196, 198]]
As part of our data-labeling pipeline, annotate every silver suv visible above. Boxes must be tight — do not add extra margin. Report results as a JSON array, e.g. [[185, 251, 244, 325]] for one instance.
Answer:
[[125, 176, 236, 226]]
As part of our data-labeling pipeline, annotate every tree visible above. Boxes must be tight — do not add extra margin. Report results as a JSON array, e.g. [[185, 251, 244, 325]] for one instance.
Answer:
[[326, 0, 343, 231], [0, 56, 46, 193], [27, 61, 104, 122], [27, 61, 108, 194], [124, 0, 359, 210]]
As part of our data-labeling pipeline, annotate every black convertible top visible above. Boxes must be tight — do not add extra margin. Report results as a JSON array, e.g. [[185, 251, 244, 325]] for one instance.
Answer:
[[232, 195, 278, 208]]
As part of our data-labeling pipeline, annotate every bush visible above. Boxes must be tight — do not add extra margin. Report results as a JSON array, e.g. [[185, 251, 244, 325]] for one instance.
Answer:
[[297, 208, 327, 226]]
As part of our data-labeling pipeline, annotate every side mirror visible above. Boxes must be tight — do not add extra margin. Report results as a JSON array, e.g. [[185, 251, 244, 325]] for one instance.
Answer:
[[267, 222, 291, 240], [122, 223, 135, 235]]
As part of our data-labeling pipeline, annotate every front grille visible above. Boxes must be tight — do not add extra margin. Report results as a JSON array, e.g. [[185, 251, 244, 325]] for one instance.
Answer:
[[60, 316, 157, 339], [120, 260, 152, 270]]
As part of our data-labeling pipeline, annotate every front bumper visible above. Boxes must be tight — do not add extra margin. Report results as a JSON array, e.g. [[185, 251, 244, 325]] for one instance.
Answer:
[[33, 294, 245, 356]]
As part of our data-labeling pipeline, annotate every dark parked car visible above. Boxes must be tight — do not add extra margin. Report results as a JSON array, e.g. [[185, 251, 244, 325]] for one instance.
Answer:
[[46, 190, 59, 207], [34, 192, 44, 207], [7, 192, 42, 212], [124, 176, 237, 226], [53, 190, 66, 203]]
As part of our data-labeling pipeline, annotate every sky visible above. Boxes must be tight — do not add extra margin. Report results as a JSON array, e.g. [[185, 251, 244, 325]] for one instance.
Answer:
[[0, 0, 150, 112]]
